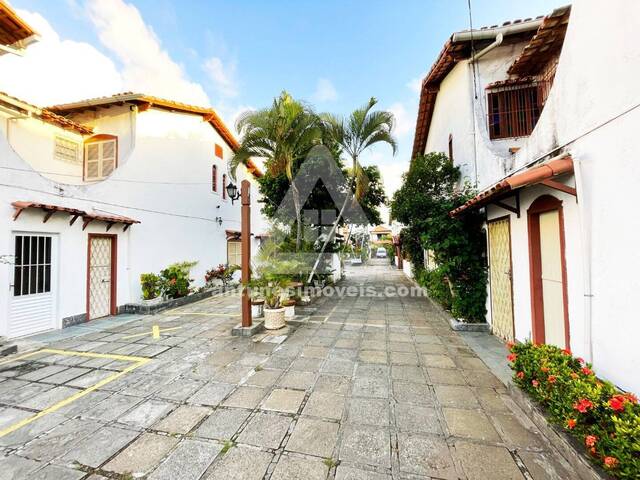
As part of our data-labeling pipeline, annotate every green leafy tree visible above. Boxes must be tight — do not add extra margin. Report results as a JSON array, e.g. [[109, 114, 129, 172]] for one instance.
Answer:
[[308, 98, 397, 282], [391, 152, 487, 322], [231, 91, 323, 251]]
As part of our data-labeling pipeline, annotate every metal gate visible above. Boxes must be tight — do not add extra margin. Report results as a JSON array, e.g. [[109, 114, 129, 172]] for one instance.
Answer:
[[8, 234, 57, 337], [488, 217, 515, 341], [88, 235, 115, 320]]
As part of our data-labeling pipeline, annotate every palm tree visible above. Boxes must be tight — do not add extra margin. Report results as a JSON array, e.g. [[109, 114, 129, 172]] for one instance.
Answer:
[[231, 92, 323, 251], [307, 97, 396, 283]]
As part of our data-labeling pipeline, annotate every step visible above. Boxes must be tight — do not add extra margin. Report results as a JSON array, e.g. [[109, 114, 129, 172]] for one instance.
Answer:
[[0, 338, 17, 357]]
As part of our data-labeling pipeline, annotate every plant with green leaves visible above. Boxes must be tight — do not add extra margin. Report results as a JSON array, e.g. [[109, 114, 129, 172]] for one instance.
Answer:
[[307, 97, 396, 282], [159, 261, 197, 299], [140, 273, 161, 300], [231, 92, 323, 251], [391, 152, 486, 322]]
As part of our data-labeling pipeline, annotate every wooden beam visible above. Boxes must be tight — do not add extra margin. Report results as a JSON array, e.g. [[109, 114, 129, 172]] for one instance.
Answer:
[[82, 217, 93, 231], [69, 214, 80, 226], [42, 209, 55, 223], [123, 224, 131, 232], [106, 222, 114, 232], [541, 179, 577, 197], [12, 208, 24, 221]]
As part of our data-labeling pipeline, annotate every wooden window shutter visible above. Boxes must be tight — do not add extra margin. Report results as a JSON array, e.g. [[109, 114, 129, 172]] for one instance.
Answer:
[[215, 144, 223, 158], [84, 135, 118, 181], [212, 165, 218, 192]]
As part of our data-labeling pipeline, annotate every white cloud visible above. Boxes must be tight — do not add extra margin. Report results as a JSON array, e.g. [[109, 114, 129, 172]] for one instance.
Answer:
[[86, 0, 210, 106], [407, 76, 423, 94], [0, 10, 123, 105], [387, 102, 415, 138], [312, 78, 338, 103], [203, 57, 239, 99]]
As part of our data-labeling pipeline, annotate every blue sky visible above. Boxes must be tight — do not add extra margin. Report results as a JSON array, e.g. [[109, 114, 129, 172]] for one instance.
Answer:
[[4, 0, 564, 199]]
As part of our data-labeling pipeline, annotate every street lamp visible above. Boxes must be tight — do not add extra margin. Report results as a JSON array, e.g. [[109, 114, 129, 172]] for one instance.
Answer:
[[226, 182, 240, 204]]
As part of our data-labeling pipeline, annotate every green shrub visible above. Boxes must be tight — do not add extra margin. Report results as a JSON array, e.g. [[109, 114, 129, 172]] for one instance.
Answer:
[[140, 273, 161, 300], [509, 342, 640, 478], [418, 267, 452, 311], [160, 261, 197, 299]]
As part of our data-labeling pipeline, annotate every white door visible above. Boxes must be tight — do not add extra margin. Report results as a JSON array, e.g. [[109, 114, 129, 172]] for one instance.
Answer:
[[9, 234, 57, 337], [539, 210, 566, 348], [88, 236, 113, 320]]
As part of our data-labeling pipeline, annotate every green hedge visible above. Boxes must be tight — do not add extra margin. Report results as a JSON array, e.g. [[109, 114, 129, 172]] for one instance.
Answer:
[[509, 342, 640, 478]]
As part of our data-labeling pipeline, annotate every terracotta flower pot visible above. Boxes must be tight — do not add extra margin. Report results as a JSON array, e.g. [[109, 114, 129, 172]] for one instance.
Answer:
[[263, 307, 285, 330]]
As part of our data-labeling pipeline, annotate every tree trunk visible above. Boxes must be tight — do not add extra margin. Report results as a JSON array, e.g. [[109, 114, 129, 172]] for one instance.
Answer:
[[291, 182, 302, 251]]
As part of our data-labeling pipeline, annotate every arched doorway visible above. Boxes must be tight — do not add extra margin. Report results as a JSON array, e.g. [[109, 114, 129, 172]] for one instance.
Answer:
[[527, 195, 570, 348]]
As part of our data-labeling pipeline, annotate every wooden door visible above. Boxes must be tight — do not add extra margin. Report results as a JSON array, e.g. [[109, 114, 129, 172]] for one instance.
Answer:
[[528, 196, 569, 348], [488, 217, 515, 341], [87, 235, 116, 320]]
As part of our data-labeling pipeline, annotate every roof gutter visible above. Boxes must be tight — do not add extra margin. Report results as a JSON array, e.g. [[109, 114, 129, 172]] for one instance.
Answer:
[[452, 18, 543, 43]]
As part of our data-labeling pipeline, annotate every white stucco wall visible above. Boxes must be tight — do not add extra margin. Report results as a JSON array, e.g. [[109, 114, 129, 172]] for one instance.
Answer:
[[0, 105, 268, 337]]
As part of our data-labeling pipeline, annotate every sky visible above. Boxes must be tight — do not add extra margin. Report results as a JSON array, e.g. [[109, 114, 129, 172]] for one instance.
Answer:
[[1, 0, 564, 216]]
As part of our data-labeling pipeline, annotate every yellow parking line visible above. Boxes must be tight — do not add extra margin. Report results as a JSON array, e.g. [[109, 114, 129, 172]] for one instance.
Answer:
[[121, 326, 182, 340], [0, 348, 150, 438]]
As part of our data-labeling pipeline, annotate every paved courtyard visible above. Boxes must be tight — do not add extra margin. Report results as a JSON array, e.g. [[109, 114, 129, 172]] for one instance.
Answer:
[[0, 261, 577, 479]]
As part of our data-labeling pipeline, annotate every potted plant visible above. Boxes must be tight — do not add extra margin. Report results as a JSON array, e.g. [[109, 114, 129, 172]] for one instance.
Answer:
[[251, 297, 265, 318], [205, 264, 240, 291], [281, 298, 295, 318], [140, 273, 162, 305], [263, 280, 286, 330]]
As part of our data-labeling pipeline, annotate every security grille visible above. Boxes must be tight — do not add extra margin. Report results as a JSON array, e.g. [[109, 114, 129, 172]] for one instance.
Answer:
[[13, 235, 52, 296]]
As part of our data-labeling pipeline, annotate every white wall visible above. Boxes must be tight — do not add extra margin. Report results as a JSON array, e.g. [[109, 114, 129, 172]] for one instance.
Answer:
[[0, 105, 268, 337]]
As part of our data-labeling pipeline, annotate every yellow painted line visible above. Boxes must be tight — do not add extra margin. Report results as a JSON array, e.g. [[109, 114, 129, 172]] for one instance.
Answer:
[[152, 325, 160, 339], [121, 326, 182, 340], [0, 348, 150, 438]]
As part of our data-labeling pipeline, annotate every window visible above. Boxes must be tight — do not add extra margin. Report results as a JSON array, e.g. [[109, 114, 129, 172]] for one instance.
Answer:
[[215, 143, 223, 159], [54, 136, 80, 164], [448, 134, 453, 163], [84, 135, 117, 181], [222, 174, 227, 199], [487, 83, 548, 139], [227, 240, 241, 267], [13, 235, 52, 296], [212, 165, 218, 192]]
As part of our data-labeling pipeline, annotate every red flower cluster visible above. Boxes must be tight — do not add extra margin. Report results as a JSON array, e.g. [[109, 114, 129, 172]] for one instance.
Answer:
[[581, 367, 593, 376], [603, 456, 619, 469], [532, 380, 539, 388], [573, 398, 594, 413], [608, 393, 638, 413], [516, 371, 524, 379], [566, 418, 577, 429], [507, 353, 517, 362], [547, 375, 557, 384], [585, 435, 598, 447]]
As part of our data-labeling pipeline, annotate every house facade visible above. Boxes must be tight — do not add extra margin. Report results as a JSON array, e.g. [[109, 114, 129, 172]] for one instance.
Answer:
[[412, 1, 640, 393]]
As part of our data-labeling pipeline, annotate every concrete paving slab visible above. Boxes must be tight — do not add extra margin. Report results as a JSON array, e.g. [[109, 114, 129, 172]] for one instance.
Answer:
[[286, 417, 339, 457], [148, 438, 221, 480], [262, 388, 305, 414], [60, 425, 139, 468], [195, 407, 251, 440], [153, 405, 210, 434], [105, 432, 178, 476], [206, 445, 272, 480], [270, 454, 328, 480], [339, 425, 390, 468], [236, 411, 291, 449]]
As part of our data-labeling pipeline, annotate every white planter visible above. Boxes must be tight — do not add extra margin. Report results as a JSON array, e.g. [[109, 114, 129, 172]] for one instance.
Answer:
[[251, 302, 264, 318], [141, 296, 163, 306], [263, 307, 286, 330], [284, 304, 295, 318]]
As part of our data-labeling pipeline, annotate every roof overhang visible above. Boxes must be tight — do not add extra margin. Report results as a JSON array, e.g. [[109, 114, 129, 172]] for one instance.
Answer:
[[47, 93, 262, 177], [0, 0, 38, 55], [12, 201, 140, 231], [412, 14, 552, 159], [450, 155, 575, 217]]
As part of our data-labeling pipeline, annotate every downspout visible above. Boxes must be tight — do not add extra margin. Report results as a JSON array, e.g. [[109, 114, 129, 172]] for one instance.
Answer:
[[465, 33, 503, 188], [573, 157, 593, 362]]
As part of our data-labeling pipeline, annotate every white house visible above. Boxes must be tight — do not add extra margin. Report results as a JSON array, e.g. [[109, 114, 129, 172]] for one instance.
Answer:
[[412, 1, 640, 393], [0, 1, 268, 339]]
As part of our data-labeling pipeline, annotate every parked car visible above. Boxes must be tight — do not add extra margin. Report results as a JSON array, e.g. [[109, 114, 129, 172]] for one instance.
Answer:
[[376, 247, 387, 258]]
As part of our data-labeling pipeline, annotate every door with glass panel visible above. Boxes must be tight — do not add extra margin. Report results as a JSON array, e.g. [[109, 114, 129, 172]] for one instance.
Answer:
[[9, 234, 57, 337]]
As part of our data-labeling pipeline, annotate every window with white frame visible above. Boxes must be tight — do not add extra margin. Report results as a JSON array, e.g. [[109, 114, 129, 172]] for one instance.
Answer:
[[84, 135, 117, 181], [227, 240, 241, 267], [54, 136, 80, 164]]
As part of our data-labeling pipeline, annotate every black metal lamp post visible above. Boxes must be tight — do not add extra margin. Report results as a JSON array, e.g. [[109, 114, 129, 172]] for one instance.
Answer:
[[226, 182, 240, 204]]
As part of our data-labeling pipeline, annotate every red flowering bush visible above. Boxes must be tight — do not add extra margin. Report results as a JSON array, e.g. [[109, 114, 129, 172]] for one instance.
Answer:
[[509, 342, 640, 479]]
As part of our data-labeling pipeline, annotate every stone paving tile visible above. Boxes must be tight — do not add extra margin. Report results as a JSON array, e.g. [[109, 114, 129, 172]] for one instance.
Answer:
[[434, 384, 480, 409], [262, 388, 305, 413], [153, 405, 210, 434], [236, 411, 291, 449], [155, 378, 205, 401], [278, 371, 316, 390], [394, 403, 442, 435], [352, 376, 389, 398], [443, 408, 501, 442], [60, 426, 139, 467], [339, 425, 390, 468], [18, 418, 102, 462], [391, 365, 426, 383], [105, 432, 178, 476], [21, 386, 80, 410], [398, 432, 457, 478], [29, 464, 85, 480], [117, 398, 174, 429], [195, 407, 251, 440], [221, 386, 267, 409], [0, 413, 67, 447], [334, 465, 391, 480], [0, 455, 42, 480], [271, 454, 328, 480], [80, 393, 141, 422], [392, 380, 434, 405], [314, 374, 351, 395], [188, 382, 235, 406], [490, 412, 545, 450], [302, 391, 345, 420], [206, 445, 272, 480], [518, 451, 575, 480], [148, 438, 221, 480], [347, 397, 389, 426], [245, 368, 282, 387], [285, 417, 339, 457], [454, 440, 525, 480]]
